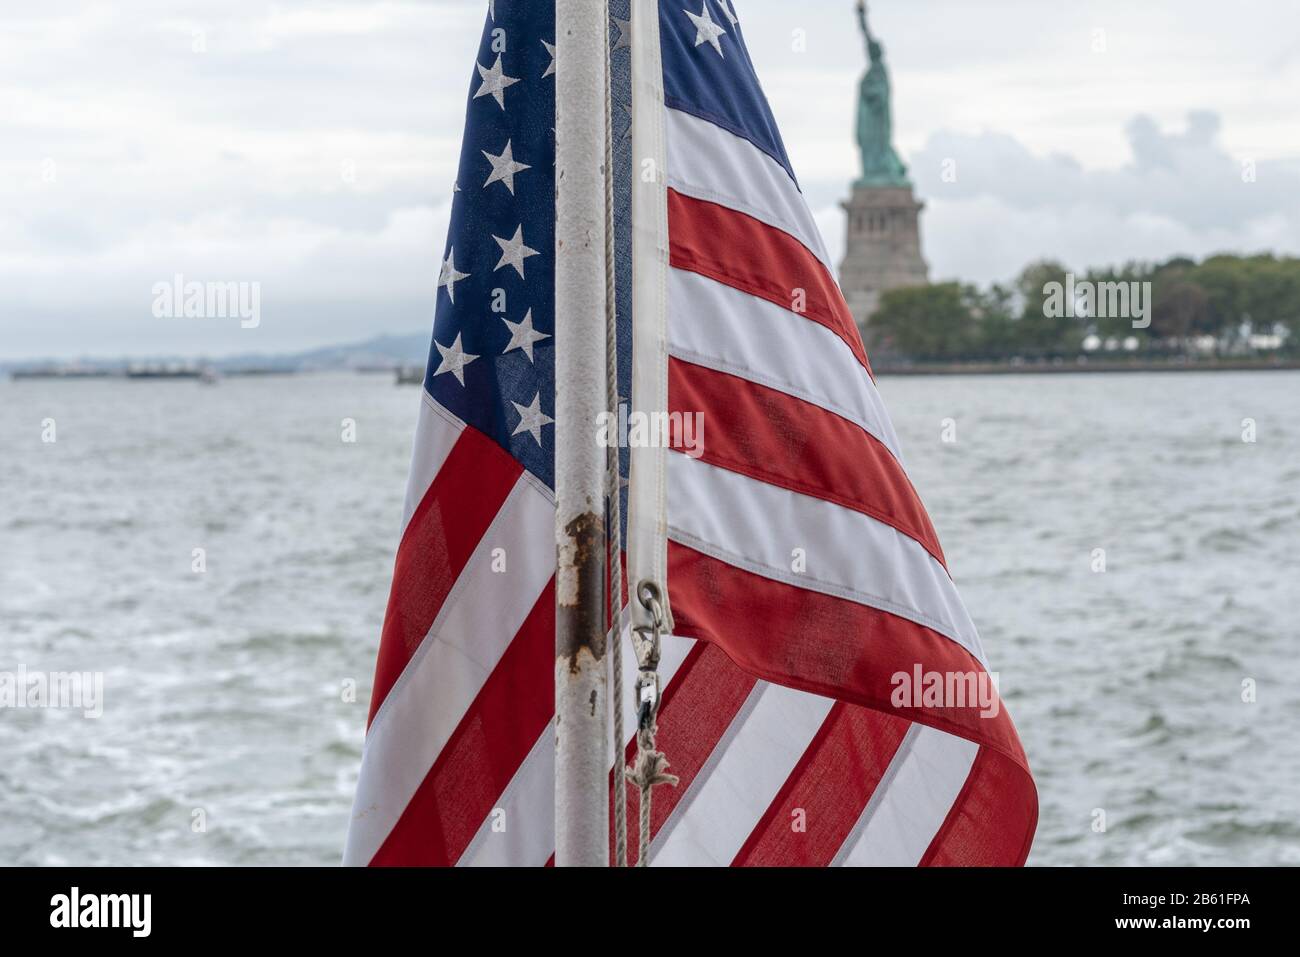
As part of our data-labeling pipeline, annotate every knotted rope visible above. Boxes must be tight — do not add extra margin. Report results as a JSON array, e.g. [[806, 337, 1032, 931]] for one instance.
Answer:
[[626, 582, 678, 866]]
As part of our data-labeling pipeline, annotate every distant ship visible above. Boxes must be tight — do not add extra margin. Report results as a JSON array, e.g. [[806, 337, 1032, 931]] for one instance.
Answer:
[[223, 367, 297, 377], [395, 366, 424, 385], [10, 366, 114, 380], [126, 364, 205, 380]]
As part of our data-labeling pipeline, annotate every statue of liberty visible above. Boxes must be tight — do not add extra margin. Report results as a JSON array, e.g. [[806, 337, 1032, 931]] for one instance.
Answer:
[[854, 1, 910, 187]]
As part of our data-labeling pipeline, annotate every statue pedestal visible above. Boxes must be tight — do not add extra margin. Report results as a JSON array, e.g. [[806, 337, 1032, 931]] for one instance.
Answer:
[[839, 184, 929, 335]]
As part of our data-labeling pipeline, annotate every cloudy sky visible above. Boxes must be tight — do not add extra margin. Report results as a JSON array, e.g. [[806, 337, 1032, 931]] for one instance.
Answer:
[[3, 0, 1298, 359]]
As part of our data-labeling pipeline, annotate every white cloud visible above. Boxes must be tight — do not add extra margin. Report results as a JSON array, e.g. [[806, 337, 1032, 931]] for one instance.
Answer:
[[0, 0, 481, 358], [906, 112, 1300, 283], [2, 0, 1298, 357]]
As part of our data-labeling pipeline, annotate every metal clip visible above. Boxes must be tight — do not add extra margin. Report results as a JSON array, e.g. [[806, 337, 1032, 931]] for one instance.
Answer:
[[632, 581, 666, 731]]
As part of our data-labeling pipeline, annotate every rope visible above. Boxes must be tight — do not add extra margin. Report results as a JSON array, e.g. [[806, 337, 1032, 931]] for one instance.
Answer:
[[603, 2, 675, 869], [627, 582, 679, 866], [602, 0, 628, 869]]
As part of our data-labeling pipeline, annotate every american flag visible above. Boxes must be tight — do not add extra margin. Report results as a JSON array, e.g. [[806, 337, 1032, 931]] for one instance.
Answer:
[[344, 0, 1037, 867]]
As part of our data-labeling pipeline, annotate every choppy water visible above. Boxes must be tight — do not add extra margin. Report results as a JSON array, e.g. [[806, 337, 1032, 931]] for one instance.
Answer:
[[1, 370, 1297, 866]]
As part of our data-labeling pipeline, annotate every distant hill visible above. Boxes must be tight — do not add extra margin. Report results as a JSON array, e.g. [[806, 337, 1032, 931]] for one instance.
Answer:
[[266, 333, 430, 371], [1, 332, 430, 376]]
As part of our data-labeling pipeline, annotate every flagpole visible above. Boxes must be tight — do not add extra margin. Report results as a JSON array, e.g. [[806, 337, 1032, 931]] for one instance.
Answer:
[[554, 0, 611, 867]]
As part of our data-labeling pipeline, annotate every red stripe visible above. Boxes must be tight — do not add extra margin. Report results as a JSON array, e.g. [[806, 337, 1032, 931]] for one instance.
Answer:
[[370, 579, 555, 866], [730, 703, 912, 867], [668, 188, 872, 376], [920, 745, 1039, 867], [669, 356, 946, 568], [667, 540, 1032, 782], [669, 543, 1036, 865], [611, 641, 758, 865], [367, 426, 522, 726]]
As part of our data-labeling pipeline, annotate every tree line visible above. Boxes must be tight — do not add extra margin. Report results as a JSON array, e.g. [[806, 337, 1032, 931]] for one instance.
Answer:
[[867, 253, 1300, 362]]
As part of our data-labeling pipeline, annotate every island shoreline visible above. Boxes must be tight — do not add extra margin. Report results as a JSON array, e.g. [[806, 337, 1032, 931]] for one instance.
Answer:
[[874, 358, 1300, 377]]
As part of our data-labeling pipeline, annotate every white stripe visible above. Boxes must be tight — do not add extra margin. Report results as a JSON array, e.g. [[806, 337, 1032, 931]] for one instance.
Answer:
[[667, 268, 903, 462], [834, 725, 978, 866], [342, 474, 554, 866], [400, 391, 465, 535], [668, 454, 985, 665], [649, 682, 835, 866], [665, 107, 832, 272], [457, 632, 697, 866], [628, 0, 676, 634]]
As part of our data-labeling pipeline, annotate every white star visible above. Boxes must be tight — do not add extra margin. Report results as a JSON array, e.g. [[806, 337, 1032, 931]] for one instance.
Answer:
[[481, 140, 531, 194], [493, 225, 540, 279], [542, 40, 556, 78], [502, 308, 550, 362], [715, 0, 738, 27], [432, 333, 478, 386], [511, 392, 554, 446], [612, 17, 631, 51], [684, 3, 726, 57], [474, 54, 520, 110], [437, 249, 470, 303], [488, 0, 496, 21]]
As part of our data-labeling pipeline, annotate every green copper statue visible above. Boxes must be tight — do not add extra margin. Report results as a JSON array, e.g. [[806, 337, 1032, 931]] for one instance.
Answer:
[[854, 1, 910, 187]]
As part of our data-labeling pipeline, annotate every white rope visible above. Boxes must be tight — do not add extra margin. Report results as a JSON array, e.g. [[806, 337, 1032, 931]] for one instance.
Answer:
[[603, 0, 628, 869], [604, 2, 675, 868], [627, 582, 678, 866]]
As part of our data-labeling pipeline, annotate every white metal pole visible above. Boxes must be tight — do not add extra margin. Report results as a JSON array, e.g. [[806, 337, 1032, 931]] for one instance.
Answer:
[[554, 0, 611, 867]]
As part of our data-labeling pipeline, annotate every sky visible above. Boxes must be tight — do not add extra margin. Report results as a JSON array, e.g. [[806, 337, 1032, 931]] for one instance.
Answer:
[[2, 0, 1298, 359]]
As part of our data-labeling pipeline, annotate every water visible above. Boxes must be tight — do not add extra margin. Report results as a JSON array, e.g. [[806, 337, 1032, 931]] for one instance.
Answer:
[[1, 370, 1297, 866]]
